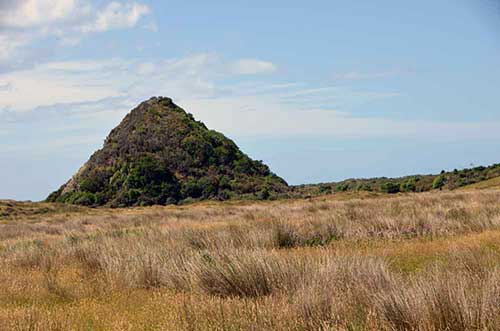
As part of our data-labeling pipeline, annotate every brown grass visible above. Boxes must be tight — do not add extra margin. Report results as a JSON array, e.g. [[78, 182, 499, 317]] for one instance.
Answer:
[[462, 178, 500, 190], [0, 191, 499, 330]]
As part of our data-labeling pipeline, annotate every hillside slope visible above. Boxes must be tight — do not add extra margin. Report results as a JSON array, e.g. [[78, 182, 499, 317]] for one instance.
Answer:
[[461, 176, 500, 190], [47, 97, 287, 207], [292, 163, 500, 196]]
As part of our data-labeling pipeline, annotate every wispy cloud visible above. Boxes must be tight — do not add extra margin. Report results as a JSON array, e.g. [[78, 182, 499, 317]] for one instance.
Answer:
[[0, 54, 280, 114], [180, 96, 500, 141], [0, 61, 126, 113], [1, 53, 498, 146], [284, 87, 340, 97], [333, 68, 413, 81], [230, 59, 277, 75]]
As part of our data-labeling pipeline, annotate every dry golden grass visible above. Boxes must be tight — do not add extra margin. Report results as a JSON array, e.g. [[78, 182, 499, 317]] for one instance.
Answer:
[[0, 190, 499, 330], [462, 178, 500, 190]]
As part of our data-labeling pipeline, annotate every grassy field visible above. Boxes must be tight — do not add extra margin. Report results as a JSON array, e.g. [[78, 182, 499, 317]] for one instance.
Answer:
[[0, 190, 499, 330], [462, 177, 500, 190]]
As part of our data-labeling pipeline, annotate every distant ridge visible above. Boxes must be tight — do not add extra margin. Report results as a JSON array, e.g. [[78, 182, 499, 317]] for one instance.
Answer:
[[47, 97, 287, 207], [292, 163, 500, 197]]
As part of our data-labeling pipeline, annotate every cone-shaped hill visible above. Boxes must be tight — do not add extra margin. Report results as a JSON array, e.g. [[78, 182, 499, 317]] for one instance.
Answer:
[[47, 97, 288, 207]]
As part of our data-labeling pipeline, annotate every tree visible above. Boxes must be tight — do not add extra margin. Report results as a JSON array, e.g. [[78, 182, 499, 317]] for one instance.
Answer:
[[432, 175, 446, 190]]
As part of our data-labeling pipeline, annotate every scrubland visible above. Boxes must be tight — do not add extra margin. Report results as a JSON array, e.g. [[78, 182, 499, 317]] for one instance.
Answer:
[[0, 190, 499, 330]]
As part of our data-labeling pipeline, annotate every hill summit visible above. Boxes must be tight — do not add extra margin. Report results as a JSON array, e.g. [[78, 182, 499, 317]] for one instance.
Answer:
[[47, 97, 288, 207]]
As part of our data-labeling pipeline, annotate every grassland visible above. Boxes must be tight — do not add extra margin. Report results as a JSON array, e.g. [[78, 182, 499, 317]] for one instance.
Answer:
[[0, 190, 499, 330], [462, 177, 500, 190]]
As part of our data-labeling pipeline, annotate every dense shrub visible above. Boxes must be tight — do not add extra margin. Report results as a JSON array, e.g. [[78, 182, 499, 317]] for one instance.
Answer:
[[258, 187, 270, 200], [65, 192, 96, 206], [336, 184, 349, 192], [400, 178, 417, 192], [181, 179, 204, 199], [381, 182, 400, 194], [357, 184, 372, 191], [432, 175, 446, 190], [79, 178, 101, 193]]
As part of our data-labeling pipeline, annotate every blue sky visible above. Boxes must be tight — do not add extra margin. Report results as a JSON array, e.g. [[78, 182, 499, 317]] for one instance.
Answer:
[[1, 0, 500, 200]]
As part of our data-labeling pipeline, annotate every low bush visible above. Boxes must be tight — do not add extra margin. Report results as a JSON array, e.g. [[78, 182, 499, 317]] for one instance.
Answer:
[[381, 182, 400, 194]]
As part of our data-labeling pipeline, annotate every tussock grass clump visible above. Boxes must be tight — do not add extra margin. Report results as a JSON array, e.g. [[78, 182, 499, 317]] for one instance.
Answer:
[[7, 240, 50, 269], [273, 220, 342, 248], [375, 270, 500, 331], [72, 238, 195, 290], [295, 256, 392, 329], [273, 221, 299, 248], [192, 250, 306, 298]]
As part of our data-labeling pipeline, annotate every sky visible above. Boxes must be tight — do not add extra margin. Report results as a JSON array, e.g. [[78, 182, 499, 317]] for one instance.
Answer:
[[1, 0, 500, 201]]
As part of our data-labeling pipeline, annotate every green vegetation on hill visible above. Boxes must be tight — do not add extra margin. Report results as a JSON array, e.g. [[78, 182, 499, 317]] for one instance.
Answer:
[[45, 97, 500, 207], [293, 163, 500, 197], [47, 97, 287, 207]]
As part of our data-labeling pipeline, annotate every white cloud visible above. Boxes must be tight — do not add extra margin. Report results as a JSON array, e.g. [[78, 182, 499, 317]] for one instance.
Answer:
[[0, 0, 149, 31], [0, 0, 151, 69], [82, 1, 150, 33], [231, 59, 277, 75], [0, 0, 83, 28], [333, 68, 413, 81]]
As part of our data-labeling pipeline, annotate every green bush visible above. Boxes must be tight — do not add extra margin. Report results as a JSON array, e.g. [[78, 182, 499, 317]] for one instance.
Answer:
[[381, 182, 400, 194], [400, 178, 417, 192], [68, 192, 96, 206], [258, 187, 270, 200], [126, 189, 142, 203], [79, 178, 100, 193], [432, 175, 446, 190], [124, 155, 180, 205], [218, 176, 231, 190], [198, 177, 218, 198], [46, 188, 63, 202], [319, 184, 332, 194], [218, 190, 232, 201], [356, 184, 373, 191], [181, 179, 204, 198], [126, 156, 169, 189], [234, 158, 254, 174], [335, 184, 349, 192]]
